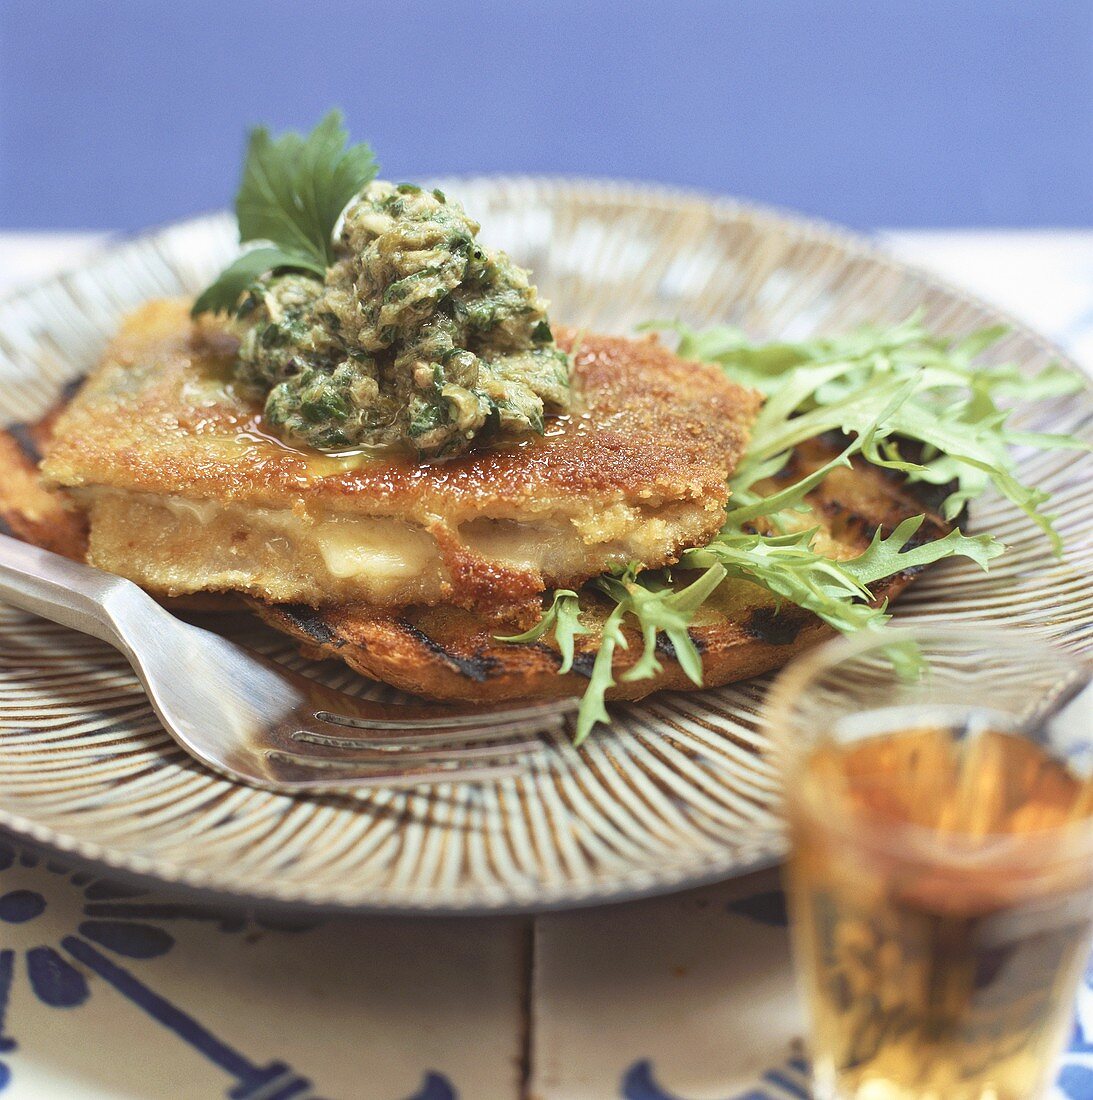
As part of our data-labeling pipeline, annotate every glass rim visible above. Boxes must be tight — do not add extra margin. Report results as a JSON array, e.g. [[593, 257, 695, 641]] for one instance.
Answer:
[[764, 624, 1093, 860]]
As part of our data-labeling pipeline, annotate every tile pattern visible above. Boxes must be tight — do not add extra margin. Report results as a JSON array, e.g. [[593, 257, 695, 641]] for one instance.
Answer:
[[0, 841, 525, 1099]]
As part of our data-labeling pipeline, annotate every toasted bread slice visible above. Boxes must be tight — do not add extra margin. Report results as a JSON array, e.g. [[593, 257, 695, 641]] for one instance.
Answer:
[[0, 419, 88, 561], [40, 300, 762, 610]]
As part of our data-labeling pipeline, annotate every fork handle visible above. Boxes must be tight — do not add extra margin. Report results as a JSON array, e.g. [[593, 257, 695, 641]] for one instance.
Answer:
[[0, 533, 135, 647]]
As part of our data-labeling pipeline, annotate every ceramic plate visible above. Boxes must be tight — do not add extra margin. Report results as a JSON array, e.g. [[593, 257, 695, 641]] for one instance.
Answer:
[[0, 179, 1090, 913]]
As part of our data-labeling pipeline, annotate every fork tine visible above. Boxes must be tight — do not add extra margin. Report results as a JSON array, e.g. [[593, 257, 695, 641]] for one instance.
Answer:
[[262, 738, 537, 790], [276, 738, 543, 767], [262, 757, 526, 791], [315, 695, 577, 731], [301, 711, 570, 748], [0, 533, 570, 796]]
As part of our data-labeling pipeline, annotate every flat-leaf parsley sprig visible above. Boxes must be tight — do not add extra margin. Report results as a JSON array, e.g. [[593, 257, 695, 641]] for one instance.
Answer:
[[505, 317, 1087, 743], [193, 110, 377, 316]]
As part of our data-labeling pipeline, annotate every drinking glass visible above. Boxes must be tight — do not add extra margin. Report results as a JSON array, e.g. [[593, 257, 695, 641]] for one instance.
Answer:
[[765, 626, 1093, 1100]]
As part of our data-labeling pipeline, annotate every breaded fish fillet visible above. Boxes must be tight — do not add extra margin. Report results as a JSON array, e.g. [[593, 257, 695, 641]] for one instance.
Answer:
[[41, 300, 761, 609]]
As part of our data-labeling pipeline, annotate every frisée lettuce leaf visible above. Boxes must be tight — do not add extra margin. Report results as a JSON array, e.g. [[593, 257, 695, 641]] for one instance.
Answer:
[[502, 317, 1088, 743]]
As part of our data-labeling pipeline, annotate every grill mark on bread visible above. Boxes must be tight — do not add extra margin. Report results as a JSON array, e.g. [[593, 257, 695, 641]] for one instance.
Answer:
[[6, 422, 41, 464], [396, 620, 501, 683], [276, 604, 343, 647], [60, 376, 87, 403], [742, 607, 807, 646], [0, 429, 89, 560], [531, 641, 565, 669], [655, 631, 707, 663], [569, 652, 596, 681], [901, 475, 964, 522]]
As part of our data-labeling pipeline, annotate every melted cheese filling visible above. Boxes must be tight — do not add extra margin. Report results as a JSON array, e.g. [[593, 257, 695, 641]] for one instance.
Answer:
[[79, 490, 710, 608], [161, 497, 435, 581]]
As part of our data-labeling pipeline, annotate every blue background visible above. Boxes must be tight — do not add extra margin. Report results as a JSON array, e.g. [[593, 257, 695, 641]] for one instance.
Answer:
[[1, 0, 1091, 231]]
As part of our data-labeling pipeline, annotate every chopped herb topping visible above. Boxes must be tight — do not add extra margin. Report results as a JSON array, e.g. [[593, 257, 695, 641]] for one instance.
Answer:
[[194, 116, 570, 457]]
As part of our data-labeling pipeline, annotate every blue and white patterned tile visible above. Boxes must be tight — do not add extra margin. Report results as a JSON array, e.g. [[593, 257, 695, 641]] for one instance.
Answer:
[[532, 866, 1092, 1100], [0, 842, 525, 1099], [530, 868, 808, 1099]]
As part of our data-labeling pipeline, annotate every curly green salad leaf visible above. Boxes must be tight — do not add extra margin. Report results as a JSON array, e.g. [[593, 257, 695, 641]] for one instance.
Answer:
[[502, 316, 1088, 743], [497, 590, 589, 675], [193, 110, 377, 316]]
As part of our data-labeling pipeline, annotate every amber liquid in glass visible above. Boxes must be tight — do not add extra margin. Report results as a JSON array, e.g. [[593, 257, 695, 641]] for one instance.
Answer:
[[786, 723, 1093, 1100]]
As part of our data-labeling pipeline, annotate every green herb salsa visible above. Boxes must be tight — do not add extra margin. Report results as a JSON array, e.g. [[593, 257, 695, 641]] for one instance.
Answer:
[[231, 182, 571, 458]]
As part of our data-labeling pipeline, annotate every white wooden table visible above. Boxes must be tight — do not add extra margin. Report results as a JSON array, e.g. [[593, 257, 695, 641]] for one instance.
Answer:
[[0, 230, 1090, 1100]]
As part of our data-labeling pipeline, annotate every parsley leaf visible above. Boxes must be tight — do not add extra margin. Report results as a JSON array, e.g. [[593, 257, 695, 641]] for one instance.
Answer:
[[190, 246, 325, 316], [193, 110, 377, 316], [235, 110, 377, 267]]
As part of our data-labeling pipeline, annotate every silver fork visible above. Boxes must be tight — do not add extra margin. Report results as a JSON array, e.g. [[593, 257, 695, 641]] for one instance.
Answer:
[[0, 535, 573, 792]]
